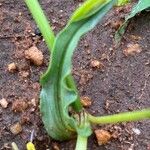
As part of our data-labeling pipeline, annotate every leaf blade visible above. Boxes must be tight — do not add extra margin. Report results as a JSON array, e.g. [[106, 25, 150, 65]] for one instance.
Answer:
[[40, 0, 116, 140]]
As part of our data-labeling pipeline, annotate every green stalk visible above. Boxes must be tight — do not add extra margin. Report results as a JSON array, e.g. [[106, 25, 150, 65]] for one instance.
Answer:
[[25, 0, 55, 51], [75, 135, 88, 150], [88, 109, 150, 124]]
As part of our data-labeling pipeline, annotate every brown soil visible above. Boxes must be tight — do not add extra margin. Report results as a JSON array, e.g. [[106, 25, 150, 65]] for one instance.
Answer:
[[0, 0, 150, 150]]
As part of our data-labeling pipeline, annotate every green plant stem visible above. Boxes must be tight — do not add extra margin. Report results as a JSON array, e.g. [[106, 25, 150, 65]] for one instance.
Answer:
[[75, 135, 88, 150], [88, 109, 150, 124], [25, 0, 55, 51]]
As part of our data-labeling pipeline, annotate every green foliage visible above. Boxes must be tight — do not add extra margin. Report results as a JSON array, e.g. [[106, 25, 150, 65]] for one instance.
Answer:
[[70, 0, 108, 22], [39, 0, 116, 141], [25, 0, 117, 141], [25, 0, 150, 149], [116, 0, 130, 6], [115, 0, 150, 43]]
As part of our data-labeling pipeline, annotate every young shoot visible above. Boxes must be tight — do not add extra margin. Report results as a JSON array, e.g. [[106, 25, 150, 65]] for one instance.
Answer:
[[25, 0, 150, 149]]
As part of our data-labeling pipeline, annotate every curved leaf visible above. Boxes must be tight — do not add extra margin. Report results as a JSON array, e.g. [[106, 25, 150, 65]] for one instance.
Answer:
[[40, 0, 116, 141], [70, 0, 107, 22]]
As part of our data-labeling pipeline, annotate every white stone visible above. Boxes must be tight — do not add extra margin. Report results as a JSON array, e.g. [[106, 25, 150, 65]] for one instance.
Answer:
[[132, 128, 141, 135]]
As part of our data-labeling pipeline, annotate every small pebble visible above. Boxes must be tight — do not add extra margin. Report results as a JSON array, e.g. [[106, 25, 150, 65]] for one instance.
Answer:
[[12, 99, 28, 112], [95, 129, 111, 145], [90, 60, 103, 69], [19, 71, 29, 78], [0, 98, 8, 108], [52, 143, 60, 150], [111, 20, 123, 30], [132, 128, 141, 135], [101, 53, 109, 60], [124, 43, 142, 56], [8, 63, 17, 73], [10, 122, 22, 135], [30, 98, 37, 107], [130, 35, 141, 41], [25, 46, 43, 66], [18, 12, 22, 16], [80, 96, 92, 107]]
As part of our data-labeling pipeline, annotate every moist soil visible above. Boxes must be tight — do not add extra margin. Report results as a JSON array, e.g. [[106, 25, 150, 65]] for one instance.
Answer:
[[0, 0, 150, 150]]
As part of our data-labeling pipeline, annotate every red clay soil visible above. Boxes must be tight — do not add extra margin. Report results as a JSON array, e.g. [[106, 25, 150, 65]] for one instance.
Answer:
[[0, 0, 150, 150]]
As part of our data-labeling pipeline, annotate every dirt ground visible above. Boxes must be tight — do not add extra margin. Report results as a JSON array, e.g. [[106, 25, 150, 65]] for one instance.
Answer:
[[0, 0, 150, 150]]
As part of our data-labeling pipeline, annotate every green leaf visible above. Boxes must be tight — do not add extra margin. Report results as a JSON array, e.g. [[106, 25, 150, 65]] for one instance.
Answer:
[[116, 0, 130, 6], [25, 0, 150, 146], [40, 0, 116, 141], [70, 0, 108, 22], [115, 0, 150, 43]]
